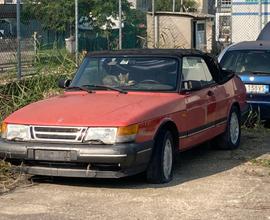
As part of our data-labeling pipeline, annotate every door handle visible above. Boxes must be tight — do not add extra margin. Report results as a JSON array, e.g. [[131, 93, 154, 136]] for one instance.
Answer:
[[207, 90, 214, 96]]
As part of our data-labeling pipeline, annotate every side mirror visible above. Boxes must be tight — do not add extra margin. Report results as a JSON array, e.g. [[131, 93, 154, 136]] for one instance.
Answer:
[[181, 80, 202, 91], [58, 79, 71, 89]]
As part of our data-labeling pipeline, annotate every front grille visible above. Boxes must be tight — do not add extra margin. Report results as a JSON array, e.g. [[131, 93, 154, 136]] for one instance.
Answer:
[[32, 126, 87, 143]]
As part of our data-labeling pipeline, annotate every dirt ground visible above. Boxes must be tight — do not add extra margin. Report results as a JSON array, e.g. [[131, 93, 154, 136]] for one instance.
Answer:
[[0, 129, 269, 220]]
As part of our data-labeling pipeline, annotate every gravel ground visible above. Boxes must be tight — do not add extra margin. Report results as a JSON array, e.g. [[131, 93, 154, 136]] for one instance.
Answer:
[[0, 129, 269, 220]]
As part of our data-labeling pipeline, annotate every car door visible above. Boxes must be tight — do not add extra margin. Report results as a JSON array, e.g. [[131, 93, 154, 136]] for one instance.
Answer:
[[204, 55, 231, 125], [181, 56, 216, 148]]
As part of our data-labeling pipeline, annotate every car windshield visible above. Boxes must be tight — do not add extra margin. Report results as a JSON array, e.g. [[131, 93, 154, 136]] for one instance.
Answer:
[[70, 56, 179, 92], [220, 50, 270, 74]]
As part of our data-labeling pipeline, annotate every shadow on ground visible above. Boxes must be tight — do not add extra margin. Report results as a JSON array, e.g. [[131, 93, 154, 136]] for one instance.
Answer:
[[30, 129, 270, 189]]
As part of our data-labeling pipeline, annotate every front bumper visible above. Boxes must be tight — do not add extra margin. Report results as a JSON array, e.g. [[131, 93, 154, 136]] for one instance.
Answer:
[[0, 139, 153, 178]]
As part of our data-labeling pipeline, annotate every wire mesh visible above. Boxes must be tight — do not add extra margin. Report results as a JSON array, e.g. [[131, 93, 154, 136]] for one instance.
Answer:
[[3, 0, 268, 77]]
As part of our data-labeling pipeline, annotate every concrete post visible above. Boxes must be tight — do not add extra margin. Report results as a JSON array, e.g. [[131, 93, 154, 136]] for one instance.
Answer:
[[75, 0, 79, 66], [16, 0, 21, 80]]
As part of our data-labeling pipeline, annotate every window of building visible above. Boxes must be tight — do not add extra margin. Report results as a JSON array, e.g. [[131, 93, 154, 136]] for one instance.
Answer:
[[4, 0, 14, 4], [217, 0, 231, 8]]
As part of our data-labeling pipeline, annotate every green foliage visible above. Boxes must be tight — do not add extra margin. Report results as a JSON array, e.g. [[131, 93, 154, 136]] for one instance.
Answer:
[[0, 61, 75, 122], [155, 0, 198, 12], [90, 0, 131, 29], [251, 159, 270, 168], [22, 0, 132, 34]]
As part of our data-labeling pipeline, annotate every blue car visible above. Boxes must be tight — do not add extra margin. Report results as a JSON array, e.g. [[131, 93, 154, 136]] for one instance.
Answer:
[[219, 40, 270, 123]]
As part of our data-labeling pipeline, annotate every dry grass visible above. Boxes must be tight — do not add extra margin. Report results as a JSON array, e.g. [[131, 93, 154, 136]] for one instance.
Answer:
[[0, 160, 31, 195]]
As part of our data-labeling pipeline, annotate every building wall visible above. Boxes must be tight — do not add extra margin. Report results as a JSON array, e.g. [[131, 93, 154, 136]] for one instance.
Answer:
[[197, 0, 209, 13], [0, 0, 16, 4], [206, 19, 214, 51], [128, 0, 151, 11], [128, 0, 137, 8], [147, 14, 193, 49], [231, 0, 270, 42]]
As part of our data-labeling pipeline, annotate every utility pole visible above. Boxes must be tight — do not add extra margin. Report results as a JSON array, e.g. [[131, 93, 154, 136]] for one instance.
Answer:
[[152, 0, 155, 48], [259, 0, 262, 32], [75, 0, 79, 66], [119, 0, 122, 50], [173, 0, 175, 12], [16, 0, 21, 80]]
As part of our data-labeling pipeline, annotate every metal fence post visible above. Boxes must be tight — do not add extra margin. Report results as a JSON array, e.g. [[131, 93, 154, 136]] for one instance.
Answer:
[[259, 0, 262, 32], [173, 0, 175, 12], [152, 0, 155, 48], [119, 0, 122, 50], [75, 0, 79, 66], [16, 0, 22, 80]]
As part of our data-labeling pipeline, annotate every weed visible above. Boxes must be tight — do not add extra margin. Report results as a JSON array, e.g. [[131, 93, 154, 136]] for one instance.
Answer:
[[251, 159, 270, 168]]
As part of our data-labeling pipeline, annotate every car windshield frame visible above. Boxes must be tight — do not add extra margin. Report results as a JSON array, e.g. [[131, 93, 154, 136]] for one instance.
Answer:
[[70, 55, 181, 93], [220, 49, 270, 74]]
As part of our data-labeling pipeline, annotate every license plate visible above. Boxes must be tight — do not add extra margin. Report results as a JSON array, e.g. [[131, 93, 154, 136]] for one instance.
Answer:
[[34, 150, 73, 161], [245, 84, 269, 94]]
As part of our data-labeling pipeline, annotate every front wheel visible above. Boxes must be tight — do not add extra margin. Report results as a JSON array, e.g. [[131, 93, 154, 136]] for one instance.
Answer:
[[146, 130, 174, 184], [214, 106, 241, 150]]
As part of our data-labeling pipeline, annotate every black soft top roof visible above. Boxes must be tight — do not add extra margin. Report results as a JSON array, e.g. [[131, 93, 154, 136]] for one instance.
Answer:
[[228, 41, 270, 51], [86, 49, 207, 58], [86, 49, 225, 83]]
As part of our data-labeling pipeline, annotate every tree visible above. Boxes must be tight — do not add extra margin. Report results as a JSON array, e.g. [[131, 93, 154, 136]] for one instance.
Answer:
[[22, 0, 132, 35]]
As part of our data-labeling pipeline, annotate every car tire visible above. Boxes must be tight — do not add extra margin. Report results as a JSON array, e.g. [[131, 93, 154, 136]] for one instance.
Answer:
[[146, 129, 174, 184], [214, 106, 241, 150], [264, 120, 270, 128]]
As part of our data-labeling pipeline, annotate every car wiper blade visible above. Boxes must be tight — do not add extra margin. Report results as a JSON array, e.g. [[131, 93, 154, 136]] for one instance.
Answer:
[[83, 84, 127, 94], [65, 86, 93, 93]]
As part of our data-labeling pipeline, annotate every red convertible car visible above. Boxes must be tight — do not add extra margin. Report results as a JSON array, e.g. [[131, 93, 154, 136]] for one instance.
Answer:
[[0, 49, 247, 184]]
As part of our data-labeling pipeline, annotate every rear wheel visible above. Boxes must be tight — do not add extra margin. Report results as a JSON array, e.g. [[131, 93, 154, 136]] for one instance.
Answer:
[[146, 129, 174, 184], [214, 106, 241, 150]]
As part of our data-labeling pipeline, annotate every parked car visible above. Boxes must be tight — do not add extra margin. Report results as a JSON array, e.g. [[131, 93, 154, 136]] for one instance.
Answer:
[[219, 41, 270, 123], [0, 49, 247, 184]]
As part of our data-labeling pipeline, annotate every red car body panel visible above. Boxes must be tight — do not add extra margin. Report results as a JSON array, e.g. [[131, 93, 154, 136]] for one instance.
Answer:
[[0, 49, 248, 180], [5, 91, 186, 127], [4, 76, 246, 151]]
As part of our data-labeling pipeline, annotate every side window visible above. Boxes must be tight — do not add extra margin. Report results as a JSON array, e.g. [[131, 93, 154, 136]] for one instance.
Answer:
[[182, 56, 214, 87]]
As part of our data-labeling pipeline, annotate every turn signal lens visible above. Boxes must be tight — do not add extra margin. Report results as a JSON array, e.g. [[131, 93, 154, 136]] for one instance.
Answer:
[[1, 122, 7, 138], [116, 124, 139, 143], [117, 124, 139, 136]]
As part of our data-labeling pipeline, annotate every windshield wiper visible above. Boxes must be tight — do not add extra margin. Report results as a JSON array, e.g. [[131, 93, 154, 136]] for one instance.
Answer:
[[65, 86, 93, 93], [83, 84, 127, 94]]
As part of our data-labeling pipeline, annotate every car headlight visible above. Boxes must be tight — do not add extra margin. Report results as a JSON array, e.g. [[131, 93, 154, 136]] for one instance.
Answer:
[[84, 124, 139, 144], [1, 123, 31, 141], [84, 127, 117, 144]]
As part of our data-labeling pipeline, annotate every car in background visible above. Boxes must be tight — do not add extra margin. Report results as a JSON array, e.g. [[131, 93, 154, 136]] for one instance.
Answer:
[[0, 49, 247, 184], [219, 41, 270, 124]]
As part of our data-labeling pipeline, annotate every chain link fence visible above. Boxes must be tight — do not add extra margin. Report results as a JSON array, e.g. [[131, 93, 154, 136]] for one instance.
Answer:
[[215, 0, 269, 50], [1, 0, 269, 79], [0, 1, 147, 79]]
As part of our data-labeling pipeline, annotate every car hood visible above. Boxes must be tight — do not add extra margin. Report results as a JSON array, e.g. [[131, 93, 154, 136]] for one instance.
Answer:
[[5, 91, 185, 127], [238, 72, 270, 84]]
